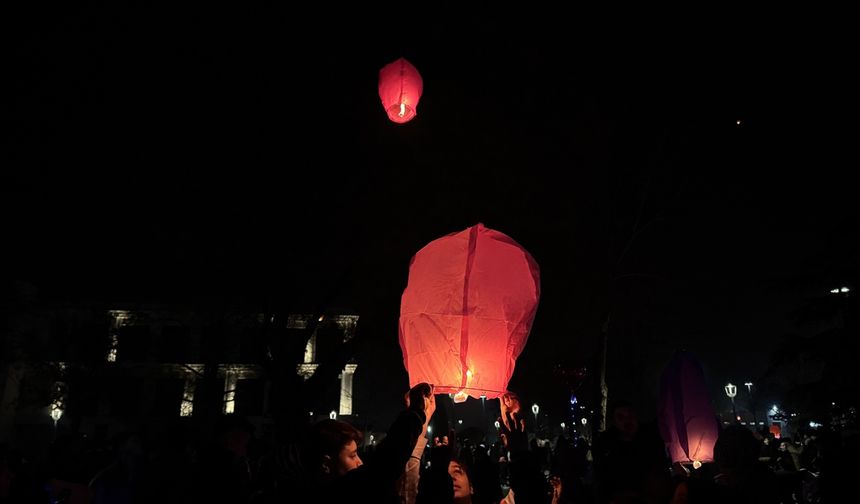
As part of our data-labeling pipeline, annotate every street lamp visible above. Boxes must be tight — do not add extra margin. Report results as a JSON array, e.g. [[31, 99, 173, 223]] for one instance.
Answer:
[[725, 383, 738, 422], [50, 403, 63, 424], [532, 404, 540, 426], [744, 382, 758, 428]]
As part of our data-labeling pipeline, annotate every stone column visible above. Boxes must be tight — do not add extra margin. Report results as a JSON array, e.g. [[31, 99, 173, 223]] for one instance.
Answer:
[[339, 363, 358, 416]]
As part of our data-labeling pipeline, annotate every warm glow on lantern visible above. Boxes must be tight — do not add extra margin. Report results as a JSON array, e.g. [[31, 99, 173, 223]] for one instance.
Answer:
[[659, 352, 719, 465], [449, 369, 476, 403], [399, 224, 540, 400], [378, 58, 423, 124]]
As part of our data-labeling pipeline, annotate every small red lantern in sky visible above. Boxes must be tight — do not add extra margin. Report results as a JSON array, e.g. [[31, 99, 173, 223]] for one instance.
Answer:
[[378, 58, 423, 124], [399, 223, 540, 402]]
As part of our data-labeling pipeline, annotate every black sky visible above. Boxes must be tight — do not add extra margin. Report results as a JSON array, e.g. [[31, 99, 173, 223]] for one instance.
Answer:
[[3, 7, 858, 422]]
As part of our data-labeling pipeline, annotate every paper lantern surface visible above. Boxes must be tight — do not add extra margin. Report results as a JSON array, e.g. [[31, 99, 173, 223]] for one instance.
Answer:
[[378, 58, 423, 123], [658, 351, 719, 465], [399, 223, 540, 400]]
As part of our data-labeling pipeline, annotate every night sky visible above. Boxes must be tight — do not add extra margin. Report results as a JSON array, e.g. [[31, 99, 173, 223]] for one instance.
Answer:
[[4, 8, 857, 425]]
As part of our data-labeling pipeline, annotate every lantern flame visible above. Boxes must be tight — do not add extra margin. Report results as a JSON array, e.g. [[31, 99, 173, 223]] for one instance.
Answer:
[[399, 103, 406, 117]]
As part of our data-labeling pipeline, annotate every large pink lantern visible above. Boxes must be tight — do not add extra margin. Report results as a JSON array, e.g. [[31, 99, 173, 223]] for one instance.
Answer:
[[378, 58, 423, 124], [658, 351, 719, 466], [399, 223, 540, 402]]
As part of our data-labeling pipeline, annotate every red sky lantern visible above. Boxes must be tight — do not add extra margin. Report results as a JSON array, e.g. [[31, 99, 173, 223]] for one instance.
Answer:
[[399, 223, 540, 402], [658, 351, 719, 466], [378, 58, 423, 124]]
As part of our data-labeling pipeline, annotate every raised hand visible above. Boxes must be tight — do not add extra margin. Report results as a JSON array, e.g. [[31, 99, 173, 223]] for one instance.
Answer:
[[406, 383, 436, 422], [549, 475, 563, 504], [498, 392, 527, 452]]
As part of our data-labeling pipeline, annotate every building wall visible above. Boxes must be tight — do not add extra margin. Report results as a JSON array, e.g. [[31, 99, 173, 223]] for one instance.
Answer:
[[1, 306, 359, 450]]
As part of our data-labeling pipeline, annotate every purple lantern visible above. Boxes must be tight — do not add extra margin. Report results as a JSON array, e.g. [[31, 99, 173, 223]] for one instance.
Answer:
[[658, 351, 719, 466]]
